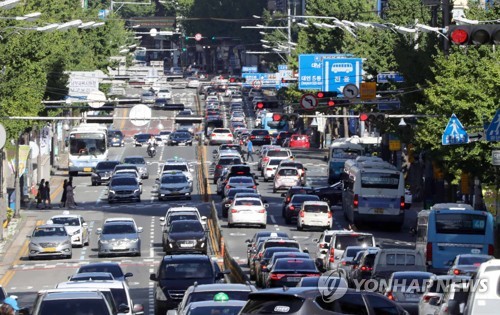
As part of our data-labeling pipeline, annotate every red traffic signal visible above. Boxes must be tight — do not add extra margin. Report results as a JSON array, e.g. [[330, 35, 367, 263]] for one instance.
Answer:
[[256, 102, 264, 109], [359, 113, 369, 121], [327, 99, 335, 107], [229, 77, 235, 83], [449, 25, 500, 45], [272, 113, 282, 121], [316, 92, 324, 98]]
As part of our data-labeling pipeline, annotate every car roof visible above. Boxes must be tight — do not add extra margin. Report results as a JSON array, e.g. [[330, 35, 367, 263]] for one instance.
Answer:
[[161, 254, 212, 262], [102, 221, 135, 227], [166, 206, 199, 212], [71, 272, 114, 279], [56, 280, 126, 289], [248, 287, 360, 299], [78, 262, 122, 269], [105, 217, 135, 223], [390, 271, 434, 278], [186, 300, 247, 308], [36, 224, 66, 229], [186, 283, 256, 293], [234, 197, 262, 202], [302, 201, 329, 206], [51, 213, 81, 219], [38, 290, 109, 300]]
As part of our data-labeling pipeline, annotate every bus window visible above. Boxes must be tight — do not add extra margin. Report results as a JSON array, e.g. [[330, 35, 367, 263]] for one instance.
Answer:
[[360, 173, 399, 189], [435, 213, 487, 235]]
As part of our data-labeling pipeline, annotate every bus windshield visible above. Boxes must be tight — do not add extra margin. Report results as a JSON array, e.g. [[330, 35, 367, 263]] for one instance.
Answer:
[[361, 173, 399, 189], [69, 133, 106, 156], [435, 213, 487, 235]]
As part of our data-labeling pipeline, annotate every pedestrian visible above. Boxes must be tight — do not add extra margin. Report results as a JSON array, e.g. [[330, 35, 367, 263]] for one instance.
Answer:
[[35, 179, 45, 209], [39, 180, 48, 209], [60, 179, 68, 208], [65, 180, 76, 209], [246, 139, 254, 162], [0, 296, 19, 315], [44, 181, 51, 209]]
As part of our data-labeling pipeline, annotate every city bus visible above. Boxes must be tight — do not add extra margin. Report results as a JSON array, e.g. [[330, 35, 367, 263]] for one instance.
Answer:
[[415, 203, 495, 274], [326, 139, 364, 184], [68, 123, 108, 176], [342, 157, 405, 229]]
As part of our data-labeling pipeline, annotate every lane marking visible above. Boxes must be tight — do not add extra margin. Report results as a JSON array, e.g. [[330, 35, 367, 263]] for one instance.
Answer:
[[270, 215, 276, 224]]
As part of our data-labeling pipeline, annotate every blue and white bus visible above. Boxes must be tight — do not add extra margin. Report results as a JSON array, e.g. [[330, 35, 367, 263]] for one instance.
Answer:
[[68, 123, 108, 176], [342, 157, 406, 229], [327, 139, 364, 184], [415, 203, 495, 274]]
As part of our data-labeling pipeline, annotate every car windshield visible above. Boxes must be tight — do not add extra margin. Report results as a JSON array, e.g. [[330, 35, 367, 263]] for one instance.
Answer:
[[274, 259, 317, 271], [123, 158, 145, 165], [172, 133, 191, 139], [160, 261, 213, 279], [33, 227, 67, 237], [96, 162, 120, 170], [51, 217, 80, 226], [38, 299, 110, 315], [108, 131, 123, 137], [252, 130, 268, 135], [229, 178, 253, 184], [162, 175, 187, 184], [335, 235, 374, 250], [213, 129, 231, 134], [70, 273, 113, 281], [458, 256, 491, 266], [78, 265, 124, 279], [170, 221, 203, 233], [187, 305, 242, 315], [168, 215, 198, 225], [102, 224, 136, 234], [291, 195, 320, 204], [235, 199, 262, 206], [111, 177, 137, 186], [391, 274, 431, 291], [304, 204, 329, 213], [268, 151, 289, 157], [346, 248, 367, 258], [136, 134, 151, 140]]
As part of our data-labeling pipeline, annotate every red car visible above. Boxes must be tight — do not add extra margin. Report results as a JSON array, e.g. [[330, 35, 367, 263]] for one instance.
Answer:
[[289, 134, 310, 148]]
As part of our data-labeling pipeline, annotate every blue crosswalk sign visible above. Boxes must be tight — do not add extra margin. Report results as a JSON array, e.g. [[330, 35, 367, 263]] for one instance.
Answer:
[[485, 109, 500, 142], [442, 114, 468, 145]]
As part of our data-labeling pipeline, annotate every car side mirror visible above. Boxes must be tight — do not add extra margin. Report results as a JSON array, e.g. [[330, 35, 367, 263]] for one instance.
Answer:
[[159, 217, 165, 222], [245, 239, 251, 243], [213, 150, 217, 154], [312, 238, 319, 243], [304, 168, 308, 171], [82, 222, 88, 227], [201, 216, 207, 221], [149, 273, 158, 281], [254, 175, 258, 179], [133, 304, 144, 315], [96, 228, 102, 235], [303, 249, 309, 254], [323, 155, 328, 161], [428, 296, 440, 306], [124, 272, 133, 278], [155, 178, 160, 182], [137, 227, 143, 233], [225, 204, 231, 208], [118, 304, 130, 313], [281, 193, 286, 197]]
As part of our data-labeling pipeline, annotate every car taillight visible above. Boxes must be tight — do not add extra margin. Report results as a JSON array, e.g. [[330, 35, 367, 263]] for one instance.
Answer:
[[264, 135, 271, 139], [261, 265, 267, 270], [360, 266, 373, 272], [329, 248, 334, 262], [258, 252, 263, 258], [286, 197, 290, 203], [226, 185, 231, 189], [216, 165, 222, 169], [275, 175, 281, 180], [289, 205, 295, 211], [228, 134, 233, 137], [250, 135, 256, 139], [327, 211, 332, 218], [426, 242, 432, 263], [489, 244, 494, 255], [252, 185, 257, 189], [299, 211, 304, 218], [270, 273, 286, 280], [353, 194, 359, 208], [231, 209, 238, 213], [306, 273, 320, 277], [342, 261, 346, 266], [400, 196, 405, 210], [258, 209, 266, 213], [386, 291, 394, 300], [453, 269, 460, 275], [263, 157, 269, 162], [422, 295, 432, 303], [266, 168, 273, 171], [319, 243, 325, 248]]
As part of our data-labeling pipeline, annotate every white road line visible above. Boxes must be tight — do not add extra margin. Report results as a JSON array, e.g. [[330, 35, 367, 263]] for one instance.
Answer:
[[270, 215, 276, 224]]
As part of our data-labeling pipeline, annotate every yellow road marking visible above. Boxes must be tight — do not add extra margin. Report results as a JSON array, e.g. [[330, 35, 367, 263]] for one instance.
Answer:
[[119, 107, 130, 131]]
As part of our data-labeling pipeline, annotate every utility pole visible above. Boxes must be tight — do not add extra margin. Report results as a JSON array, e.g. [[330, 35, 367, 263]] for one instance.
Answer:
[[13, 136, 20, 218], [287, 4, 292, 57], [442, 0, 451, 54]]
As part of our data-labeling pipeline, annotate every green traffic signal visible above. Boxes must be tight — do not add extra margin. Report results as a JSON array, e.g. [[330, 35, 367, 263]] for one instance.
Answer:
[[211, 36, 216, 40], [182, 48, 186, 52]]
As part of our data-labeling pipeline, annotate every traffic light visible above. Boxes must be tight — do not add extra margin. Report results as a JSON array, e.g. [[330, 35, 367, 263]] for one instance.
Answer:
[[448, 24, 500, 46], [211, 36, 216, 40], [256, 102, 264, 109], [182, 47, 186, 52], [359, 113, 369, 121], [359, 113, 385, 122], [185, 36, 189, 40], [315, 91, 338, 99], [272, 113, 282, 121], [327, 99, 335, 107]]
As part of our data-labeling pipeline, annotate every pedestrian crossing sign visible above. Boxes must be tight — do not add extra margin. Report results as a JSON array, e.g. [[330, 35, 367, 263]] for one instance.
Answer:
[[485, 109, 500, 142], [442, 114, 469, 145]]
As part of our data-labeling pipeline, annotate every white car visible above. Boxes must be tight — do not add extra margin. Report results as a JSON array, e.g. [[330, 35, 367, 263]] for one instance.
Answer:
[[159, 158, 194, 183], [228, 197, 268, 228], [157, 89, 172, 100], [159, 130, 172, 143], [262, 158, 283, 182], [405, 188, 412, 209], [209, 128, 234, 145], [186, 77, 200, 88], [297, 201, 332, 231], [273, 167, 301, 193], [48, 212, 90, 247], [230, 112, 245, 122]]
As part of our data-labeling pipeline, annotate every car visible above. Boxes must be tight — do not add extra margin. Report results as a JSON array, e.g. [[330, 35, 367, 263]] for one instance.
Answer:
[[164, 220, 207, 255], [289, 134, 311, 148], [259, 148, 293, 173], [312, 181, 343, 206], [227, 197, 268, 229], [157, 89, 172, 100], [107, 130, 125, 147], [213, 156, 243, 184], [275, 131, 293, 146], [133, 133, 152, 146], [296, 200, 332, 231], [251, 239, 303, 281], [31, 290, 115, 315], [28, 224, 73, 260], [179, 300, 245, 315], [221, 188, 259, 218], [332, 246, 377, 278], [96, 220, 142, 257], [160, 158, 194, 183], [76, 262, 134, 282], [107, 175, 141, 203], [91, 161, 121, 186], [249, 129, 271, 145], [240, 287, 409, 315], [255, 247, 303, 288], [159, 130, 172, 143], [447, 254, 493, 277], [48, 212, 89, 247], [324, 231, 376, 271], [160, 206, 207, 232], [186, 77, 200, 88], [230, 112, 245, 122], [265, 258, 321, 288], [281, 186, 315, 213], [141, 90, 156, 103], [418, 275, 471, 315], [435, 281, 471, 315], [157, 170, 192, 200], [283, 194, 320, 224], [209, 128, 234, 145], [213, 144, 244, 158], [112, 165, 142, 183], [273, 166, 301, 193], [122, 156, 149, 179], [277, 160, 307, 185], [168, 131, 193, 146], [405, 188, 413, 209], [245, 232, 290, 266], [383, 271, 434, 315], [68, 272, 115, 281], [261, 158, 283, 182], [256, 145, 281, 170], [150, 255, 228, 314], [160, 212, 206, 248], [223, 176, 258, 197], [372, 248, 426, 281]]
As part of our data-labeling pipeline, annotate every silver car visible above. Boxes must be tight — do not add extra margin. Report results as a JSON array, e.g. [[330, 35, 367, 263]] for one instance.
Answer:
[[96, 221, 142, 257], [108, 175, 141, 203], [28, 224, 72, 260], [156, 171, 192, 200], [123, 156, 149, 179]]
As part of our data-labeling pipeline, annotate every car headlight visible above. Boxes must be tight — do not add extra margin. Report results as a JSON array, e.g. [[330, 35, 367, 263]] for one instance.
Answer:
[[62, 240, 71, 246], [99, 239, 109, 244], [69, 162, 73, 167], [134, 189, 140, 194], [109, 190, 116, 195], [73, 229, 81, 235], [197, 238, 205, 243], [155, 286, 168, 301], [30, 242, 39, 247], [129, 238, 139, 243]]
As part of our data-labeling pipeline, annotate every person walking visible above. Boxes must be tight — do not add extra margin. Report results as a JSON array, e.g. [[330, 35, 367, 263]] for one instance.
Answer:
[[246, 139, 254, 162], [60, 179, 68, 208], [65, 180, 76, 209], [43, 181, 51, 209], [36, 179, 45, 209]]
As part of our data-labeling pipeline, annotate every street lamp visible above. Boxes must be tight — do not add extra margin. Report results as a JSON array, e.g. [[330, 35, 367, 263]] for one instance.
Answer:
[[0, 0, 21, 10], [57, 20, 82, 31], [0, 12, 41, 21]]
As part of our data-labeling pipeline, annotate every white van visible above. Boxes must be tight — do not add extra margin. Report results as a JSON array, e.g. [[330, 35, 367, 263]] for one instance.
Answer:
[[463, 259, 500, 315]]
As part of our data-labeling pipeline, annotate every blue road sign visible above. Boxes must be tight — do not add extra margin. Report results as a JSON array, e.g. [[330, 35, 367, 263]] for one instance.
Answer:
[[241, 73, 278, 88], [442, 114, 469, 145], [98, 9, 109, 20], [485, 109, 500, 142], [298, 54, 325, 90], [242, 66, 258, 73], [323, 58, 362, 95], [378, 100, 401, 111], [377, 72, 405, 83]]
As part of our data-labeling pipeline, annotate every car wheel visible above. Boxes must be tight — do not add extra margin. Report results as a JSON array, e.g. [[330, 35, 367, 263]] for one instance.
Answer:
[[272, 188, 276, 193], [213, 179, 218, 184], [261, 224, 266, 229], [228, 223, 233, 228], [84, 239, 89, 246], [108, 200, 114, 204], [187, 195, 192, 200], [297, 225, 303, 231], [264, 177, 268, 182], [222, 208, 228, 218], [69, 171, 78, 177], [154, 304, 166, 315], [285, 217, 291, 225], [66, 253, 72, 259], [91, 181, 96, 186]]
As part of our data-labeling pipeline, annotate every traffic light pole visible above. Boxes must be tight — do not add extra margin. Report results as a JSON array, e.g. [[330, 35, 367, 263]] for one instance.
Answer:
[[442, 0, 451, 54]]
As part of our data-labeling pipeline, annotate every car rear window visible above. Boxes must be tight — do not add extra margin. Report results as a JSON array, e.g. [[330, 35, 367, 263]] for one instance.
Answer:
[[252, 130, 269, 136], [291, 195, 320, 203], [219, 158, 242, 165], [229, 177, 253, 184], [235, 199, 262, 206], [274, 259, 316, 271], [458, 256, 491, 265], [213, 129, 231, 134], [334, 235, 374, 250], [386, 253, 416, 266], [268, 159, 281, 166], [304, 204, 329, 213], [346, 248, 366, 258], [187, 291, 251, 304], [278, 169, 298, 176], [268, 151, 290, 157], [240, 296, 304, 314], [265, 241, 299, 249]]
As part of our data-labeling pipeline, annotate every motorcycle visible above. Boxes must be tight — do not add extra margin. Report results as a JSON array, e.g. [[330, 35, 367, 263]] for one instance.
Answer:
[[147, 143, 156, 158]]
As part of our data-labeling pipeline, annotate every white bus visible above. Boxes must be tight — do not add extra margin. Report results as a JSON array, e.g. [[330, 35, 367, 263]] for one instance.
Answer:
[[342, 157, 405, 229], [326, 139, 364, 184], [68, 124, 108, 176]]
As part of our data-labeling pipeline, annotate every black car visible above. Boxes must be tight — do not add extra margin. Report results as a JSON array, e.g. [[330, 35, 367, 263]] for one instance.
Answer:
[[221, 188, 259, 218], [168, 131, 193, 146], [281, 186, 314, 213], [91, 161, 121, 186], [275, 131, 293, 146], [150, 255, 228, 314], [108, 130, 124, 147], [265, 258, 320, 288], [76, 262, 133, 282], [163, 220, 207, 255], [249, 129, 271, 145], [255, 247, 302, 288], [312, 181, 343, 206], [282, 194, 321, 224], [245, 231, 290, 266], [240, 287, 408, 315]]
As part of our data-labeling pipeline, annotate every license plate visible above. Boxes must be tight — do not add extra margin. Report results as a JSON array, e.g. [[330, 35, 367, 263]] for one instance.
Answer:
[[179, 143, 186, 146], [171, 191, 180, 195], [114, 246, 127, 250], [405, 293, 420, 300], [43, 247, 56, 252], [287, 277, 301, 282], [374, 208, 384, 214], [471, 249, 481, 254], [180, 243, 194, 248], [84, 167, 92, 172]]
